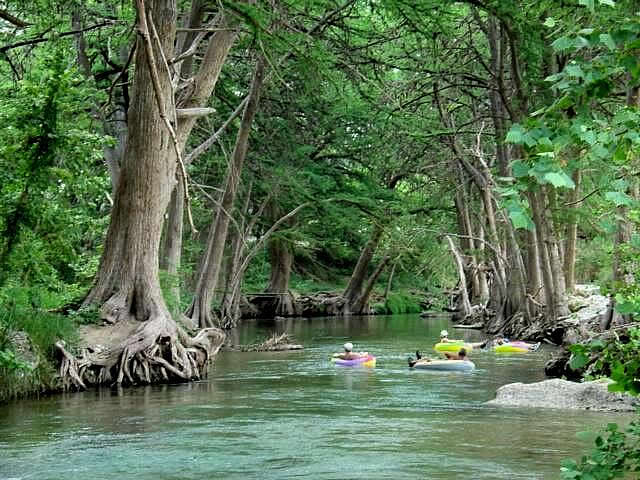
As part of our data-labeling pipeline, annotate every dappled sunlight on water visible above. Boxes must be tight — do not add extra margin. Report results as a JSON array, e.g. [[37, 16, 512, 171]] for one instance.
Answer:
[[0, 315, 632, 479]]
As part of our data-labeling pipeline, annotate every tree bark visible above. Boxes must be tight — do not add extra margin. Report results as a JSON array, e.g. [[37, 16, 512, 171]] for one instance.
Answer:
[[68, 0, 224, 389], [447, 236, 472, 318], [529, 189, 564, 322], [160, 6, 240, 299], [383, 262, 396, 300], [563, 169, 582, 292], [266, 236, 295, 315], [343, 221, 385, 310], [351, 255, 391, 314], [186, 56, 266, 328]]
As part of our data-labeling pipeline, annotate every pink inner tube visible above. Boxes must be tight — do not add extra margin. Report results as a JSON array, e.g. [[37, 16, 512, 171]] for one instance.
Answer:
[[333, 355, 374, 366]]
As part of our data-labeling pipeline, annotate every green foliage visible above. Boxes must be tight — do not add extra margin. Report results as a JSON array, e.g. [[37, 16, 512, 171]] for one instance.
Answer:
[[0, 46, 109, 294], [0, 350, 32, 373], [0, 287, 77, 402], [576, 237, 613, 286], [568, 328, 640, 394], [560, 420, 640, 479], [374, 292, 422, 315], [565, 327, 640, 479], [0, 288, 79, 357]]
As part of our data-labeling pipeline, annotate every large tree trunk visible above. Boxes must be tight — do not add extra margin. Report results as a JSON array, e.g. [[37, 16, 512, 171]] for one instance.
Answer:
[[186, 56, 266, 328], [60, 0, 224, 389]]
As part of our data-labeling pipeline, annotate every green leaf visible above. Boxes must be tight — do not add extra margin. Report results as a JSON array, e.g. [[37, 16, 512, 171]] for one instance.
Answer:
[[543, 172, 576, 189], [511, 160, 530, 178], [543, 17, 556, 28], [615, 300, 639, 314], [509, 210, 533, 230], [599, 33, 616, 50], [578, 128, 596, 145], [505, 124, 525, 144], [552, 36, 574, 52], [591, 144, 609, 159], [569, 351, 590, 370], [605, 191, 633, 206], [579, 0, 595, 12], [598, 0, 615, 6]]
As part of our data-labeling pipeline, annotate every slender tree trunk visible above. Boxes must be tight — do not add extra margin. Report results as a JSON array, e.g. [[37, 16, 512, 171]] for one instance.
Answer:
[[477, 223, 490, 303], [545, 187, 569, 317], [352, 255, 391, 314], [160, 179, 184, 301], [486, 16, 509, 176], [526, 229, 543, 307], [266, 237, 295, 315], [447, 236, 472, 318], [72, 10, 127, 194], [454, 190, 480, 298], [529, 190, 558, 321], [564, 169, 582, 292], [383, 262, 396, 300], [187, 56, 266, 328], [343, 221, 385, 309], [160, 7, 240, 298]]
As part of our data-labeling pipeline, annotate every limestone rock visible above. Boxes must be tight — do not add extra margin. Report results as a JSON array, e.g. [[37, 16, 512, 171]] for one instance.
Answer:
[[487, 378, 639, 412]]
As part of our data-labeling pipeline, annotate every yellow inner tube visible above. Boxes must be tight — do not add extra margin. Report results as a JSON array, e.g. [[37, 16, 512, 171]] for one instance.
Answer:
[[434, 342, 473, 353], [494, 344, 529, 353]]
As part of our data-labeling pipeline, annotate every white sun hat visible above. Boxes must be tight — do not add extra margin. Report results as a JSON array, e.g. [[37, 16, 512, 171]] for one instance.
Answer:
[[344, 342, 353, 351]]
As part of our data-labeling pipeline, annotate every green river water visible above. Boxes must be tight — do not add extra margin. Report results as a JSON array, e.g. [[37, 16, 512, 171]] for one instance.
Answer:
[[0, 314, 631, 479]]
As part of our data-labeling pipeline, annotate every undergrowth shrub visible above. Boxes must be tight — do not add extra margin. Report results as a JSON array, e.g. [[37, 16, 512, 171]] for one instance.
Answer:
[[0, 287, 79, 402]]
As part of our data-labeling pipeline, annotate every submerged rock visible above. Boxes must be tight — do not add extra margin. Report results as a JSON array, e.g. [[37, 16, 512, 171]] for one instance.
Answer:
[[487, 378, 639, 412]]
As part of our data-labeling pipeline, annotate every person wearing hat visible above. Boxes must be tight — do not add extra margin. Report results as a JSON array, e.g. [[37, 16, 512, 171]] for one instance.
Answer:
[[440, 329, 488, 349], [439, 330, 462, 343], [336, 342, 366, 360]]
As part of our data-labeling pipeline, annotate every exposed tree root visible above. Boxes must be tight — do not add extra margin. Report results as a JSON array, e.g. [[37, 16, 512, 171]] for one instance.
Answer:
[[55, 315, 225, 390]]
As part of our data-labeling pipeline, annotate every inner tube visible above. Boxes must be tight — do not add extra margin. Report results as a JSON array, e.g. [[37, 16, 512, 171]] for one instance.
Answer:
[[434, 342, 474, 353], [494, 341, 536, 353], [331, 354, 376, 368], [412, 359, 475, 371]]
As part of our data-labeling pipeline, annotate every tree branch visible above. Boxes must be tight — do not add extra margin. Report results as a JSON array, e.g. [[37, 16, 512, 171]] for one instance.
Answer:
[[0, 8, 30, 28], [0, 22, 114, 54]]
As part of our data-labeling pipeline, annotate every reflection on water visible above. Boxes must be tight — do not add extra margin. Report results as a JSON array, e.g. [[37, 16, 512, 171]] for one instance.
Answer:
[[0, 315, 631, 479]]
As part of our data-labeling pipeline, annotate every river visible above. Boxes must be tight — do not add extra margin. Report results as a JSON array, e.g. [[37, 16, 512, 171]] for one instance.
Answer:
[[0, 314, 629, 479]]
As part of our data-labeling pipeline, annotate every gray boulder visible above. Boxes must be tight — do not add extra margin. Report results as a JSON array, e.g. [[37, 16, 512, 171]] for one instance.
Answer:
[[486, 378, 639, 412]]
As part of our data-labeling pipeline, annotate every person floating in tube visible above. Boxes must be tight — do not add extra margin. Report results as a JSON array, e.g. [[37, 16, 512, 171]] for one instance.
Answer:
[[336, 342, 367, 360], [444, 347, 468, 361], [439, 330, 488, 349], [408, 350, 433, 367]]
